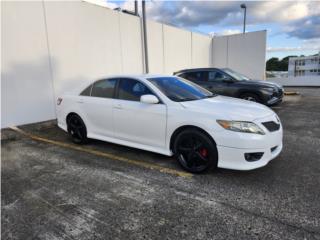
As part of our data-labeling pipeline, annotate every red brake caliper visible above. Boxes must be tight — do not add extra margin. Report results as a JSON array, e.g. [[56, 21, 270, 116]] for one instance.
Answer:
[[199, 148, 208, 157]]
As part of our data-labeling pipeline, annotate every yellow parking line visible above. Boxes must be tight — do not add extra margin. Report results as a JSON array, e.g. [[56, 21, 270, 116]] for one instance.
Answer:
[[9, 126, 192, 178]]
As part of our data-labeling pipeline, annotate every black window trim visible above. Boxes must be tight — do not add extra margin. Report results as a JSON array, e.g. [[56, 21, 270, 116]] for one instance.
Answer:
[[80, 83, 93, 96], [115, 77, 164, 104], [178, 69, 236, 82]]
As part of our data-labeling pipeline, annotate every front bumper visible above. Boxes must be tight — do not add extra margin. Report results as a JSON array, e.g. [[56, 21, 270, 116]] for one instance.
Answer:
[[217, 142, 282, 170], [212, 114, 283, 170], [266, 88, 284, 106], [267, 96, 283, 105]]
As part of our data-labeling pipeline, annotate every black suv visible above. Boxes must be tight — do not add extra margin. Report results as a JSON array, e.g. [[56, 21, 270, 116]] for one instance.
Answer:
[[174, 68, 284, 106]]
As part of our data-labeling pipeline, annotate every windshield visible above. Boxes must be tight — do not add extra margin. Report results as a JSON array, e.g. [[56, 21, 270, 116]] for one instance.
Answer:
[[222, 68, 250, 81], [147, 76, 215, 102]]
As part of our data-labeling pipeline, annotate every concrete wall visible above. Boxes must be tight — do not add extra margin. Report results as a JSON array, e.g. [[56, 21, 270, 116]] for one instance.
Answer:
[[267, 76, 320, 87], [191, 32, 212, 68], [162, 25, 192, 74], [147, 20, 164, 73], [44, 1, 143, 96], [147, 22, 212, 74], [212, 31, 267, 80], [1, 1, 56, 128], [1, 1, 267, 128]]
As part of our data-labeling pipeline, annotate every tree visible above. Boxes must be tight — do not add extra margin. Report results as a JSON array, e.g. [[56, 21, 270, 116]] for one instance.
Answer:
[[266, 57, 280, 71], [266, 55, 298, 71]]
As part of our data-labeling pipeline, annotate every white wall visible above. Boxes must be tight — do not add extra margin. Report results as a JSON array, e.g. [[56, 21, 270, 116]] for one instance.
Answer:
[[147, 20, 164, 73], [1, 1, 56, 128], [267, 76, 320, 86], [163, 25, 192, 74], [212, 31, 267, 80], [191, 32, 212, 68], [211, 35, 228, 67], [119, 13, 144, 74], [1, 1, 267, 128], [44, 1, 143, 96], [147, 22, 212, 74]]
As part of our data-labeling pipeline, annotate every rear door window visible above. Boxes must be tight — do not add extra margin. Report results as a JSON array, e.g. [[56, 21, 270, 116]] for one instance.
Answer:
[[182, 71, 205, 82], [91, 78, 117, 98]]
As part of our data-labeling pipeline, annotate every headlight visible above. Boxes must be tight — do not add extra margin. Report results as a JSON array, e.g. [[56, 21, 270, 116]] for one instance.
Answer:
[[217, 120, 265, 135], [263, 87, 275, 93]]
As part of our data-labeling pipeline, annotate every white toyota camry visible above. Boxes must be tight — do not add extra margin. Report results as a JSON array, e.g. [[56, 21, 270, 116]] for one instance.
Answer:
[[57, 75, 283, 173]]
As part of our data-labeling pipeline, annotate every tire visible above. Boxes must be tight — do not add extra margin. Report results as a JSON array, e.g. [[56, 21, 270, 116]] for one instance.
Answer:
[[67, 114, 88, 144], [240, 93, 261, 103], [173, 129, 218, 173]]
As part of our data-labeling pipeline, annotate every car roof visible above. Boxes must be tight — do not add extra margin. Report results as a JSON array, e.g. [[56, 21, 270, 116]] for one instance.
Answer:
[[71, 74, 175, 95], [92, 74, 171, 80], [174, 68, 223, 75]]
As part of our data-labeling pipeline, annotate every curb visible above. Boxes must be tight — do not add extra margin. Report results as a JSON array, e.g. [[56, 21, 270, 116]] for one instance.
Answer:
[[284, 91, 299, 96]]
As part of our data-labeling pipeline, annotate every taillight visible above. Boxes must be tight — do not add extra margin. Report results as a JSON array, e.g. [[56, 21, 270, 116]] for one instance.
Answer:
[[57, 98, 63, 105]]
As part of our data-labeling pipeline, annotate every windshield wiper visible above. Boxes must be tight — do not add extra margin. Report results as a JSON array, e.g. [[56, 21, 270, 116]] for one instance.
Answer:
[[176, 98, 198, 102]]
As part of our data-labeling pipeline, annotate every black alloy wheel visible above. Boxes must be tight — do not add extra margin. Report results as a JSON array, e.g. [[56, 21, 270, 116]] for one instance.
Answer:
[[174, 129, 217, 173], [67, 114, 88, 144]]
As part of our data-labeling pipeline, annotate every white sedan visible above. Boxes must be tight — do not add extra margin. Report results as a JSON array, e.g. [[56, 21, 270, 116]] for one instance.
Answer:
[[57, 75, 283, 173]]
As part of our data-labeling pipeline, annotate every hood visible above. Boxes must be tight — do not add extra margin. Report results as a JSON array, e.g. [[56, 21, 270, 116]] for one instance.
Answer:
[[180, 95, 275, 121], [239, 79, 283, 89]]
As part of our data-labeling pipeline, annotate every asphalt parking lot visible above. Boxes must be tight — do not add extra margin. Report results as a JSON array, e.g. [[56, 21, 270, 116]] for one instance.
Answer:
[[2, 87, 320, 240]]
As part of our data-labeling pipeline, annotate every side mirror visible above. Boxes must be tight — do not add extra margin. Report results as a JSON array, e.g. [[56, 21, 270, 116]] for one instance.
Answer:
[[140, 94, 159, 104], [223, 78, 234, 83]]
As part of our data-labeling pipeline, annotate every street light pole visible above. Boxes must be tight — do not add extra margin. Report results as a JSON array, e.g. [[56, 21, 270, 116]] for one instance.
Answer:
[[134, 0, 138, 16], [142, 0, 149, 73], [240, 3, 246, 34]]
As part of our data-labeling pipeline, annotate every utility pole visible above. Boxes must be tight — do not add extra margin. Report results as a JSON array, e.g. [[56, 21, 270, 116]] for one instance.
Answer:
[[142, 0, 149, 73], [240, 3, 246, 33]]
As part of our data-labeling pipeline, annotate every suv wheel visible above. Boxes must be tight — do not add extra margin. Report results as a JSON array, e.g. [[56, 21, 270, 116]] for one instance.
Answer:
[[240, 93, 261, 103]]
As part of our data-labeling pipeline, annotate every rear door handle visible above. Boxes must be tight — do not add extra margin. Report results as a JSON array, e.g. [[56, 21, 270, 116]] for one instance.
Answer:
[[77, 99, 84, 104]]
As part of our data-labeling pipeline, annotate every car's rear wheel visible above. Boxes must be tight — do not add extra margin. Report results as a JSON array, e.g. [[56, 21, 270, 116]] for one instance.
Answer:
[[173, 129, 218, 173], [67, 114, 88, 144], [240, 93, 261, 103]]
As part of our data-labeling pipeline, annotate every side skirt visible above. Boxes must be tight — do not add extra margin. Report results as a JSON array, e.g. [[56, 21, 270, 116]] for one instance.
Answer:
[[87, 132, 173, 157]]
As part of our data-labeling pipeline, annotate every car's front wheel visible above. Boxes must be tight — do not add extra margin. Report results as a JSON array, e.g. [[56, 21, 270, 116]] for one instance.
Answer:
[[67, 114, 88, 144], [173, 129, 218, 173]]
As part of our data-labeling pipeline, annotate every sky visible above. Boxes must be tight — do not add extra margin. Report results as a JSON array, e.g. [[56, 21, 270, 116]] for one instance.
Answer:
[[98, 0, 320, 60]]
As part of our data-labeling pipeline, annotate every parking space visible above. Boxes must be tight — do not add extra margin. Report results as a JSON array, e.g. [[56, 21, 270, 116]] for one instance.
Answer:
[[2, 87, 320, 239]]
